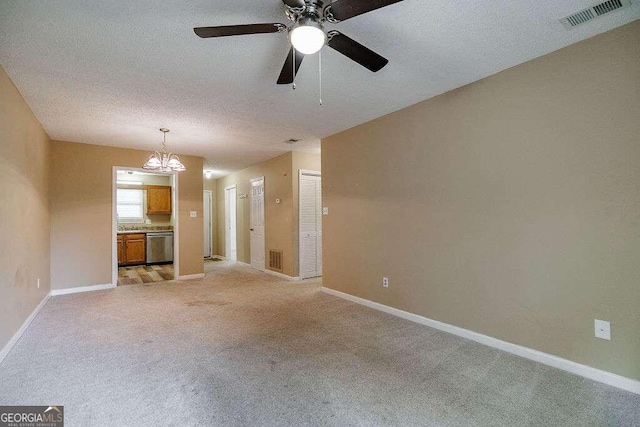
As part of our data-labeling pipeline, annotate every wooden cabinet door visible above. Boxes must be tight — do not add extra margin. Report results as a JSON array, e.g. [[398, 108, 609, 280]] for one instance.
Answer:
[[125, 233, 146, 265], [147, 186, 171, 214], [117, 236, 125, 265]]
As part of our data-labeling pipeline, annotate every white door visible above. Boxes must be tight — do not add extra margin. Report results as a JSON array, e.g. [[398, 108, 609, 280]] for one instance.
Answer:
[[250, 177, 265, 271], [299, 171, 322, 279], [203, 190, 212, 258], [225, 186, 237, 261]]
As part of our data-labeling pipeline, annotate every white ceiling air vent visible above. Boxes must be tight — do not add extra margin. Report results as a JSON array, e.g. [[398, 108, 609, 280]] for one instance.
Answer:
[[560, 0, 631, 29]]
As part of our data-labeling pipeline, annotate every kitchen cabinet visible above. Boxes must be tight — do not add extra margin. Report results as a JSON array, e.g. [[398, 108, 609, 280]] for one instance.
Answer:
[[147, 186, 172, 214], [117, 235, 125, 265], [118, 233, 146, 266]]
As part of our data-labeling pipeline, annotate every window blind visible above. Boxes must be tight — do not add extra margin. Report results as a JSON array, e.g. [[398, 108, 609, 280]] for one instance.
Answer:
[[117, 189, 144, 222]]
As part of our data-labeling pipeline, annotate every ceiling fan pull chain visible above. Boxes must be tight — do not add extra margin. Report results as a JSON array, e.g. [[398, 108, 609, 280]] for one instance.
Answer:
[[319, 49, 323, 106], [292, 47, 296, 90]]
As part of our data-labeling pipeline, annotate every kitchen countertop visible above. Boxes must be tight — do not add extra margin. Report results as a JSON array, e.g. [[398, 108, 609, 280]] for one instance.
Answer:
[[117, 229, 173, 235]]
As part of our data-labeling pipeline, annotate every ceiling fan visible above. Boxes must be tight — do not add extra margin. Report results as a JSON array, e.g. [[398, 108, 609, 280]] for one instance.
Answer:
[[194, 0, 404, 84]]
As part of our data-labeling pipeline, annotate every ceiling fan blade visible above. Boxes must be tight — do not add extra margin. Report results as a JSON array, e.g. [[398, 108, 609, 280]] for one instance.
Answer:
[[277, 48, 305, 84], [326, 0, 404, 21], [282, 0, 305, 8], [194, 23, 285, 38], [327, 31, 388, 72]]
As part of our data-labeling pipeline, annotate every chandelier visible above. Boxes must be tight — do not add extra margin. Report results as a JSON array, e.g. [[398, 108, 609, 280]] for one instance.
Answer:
[[142, 128, 186, 172]]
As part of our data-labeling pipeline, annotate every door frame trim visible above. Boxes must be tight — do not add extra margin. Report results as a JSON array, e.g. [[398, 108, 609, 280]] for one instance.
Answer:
[[203, 190, 213, 258], [224, 185, 237, 261], [112, 166, 180, 286], [298, 169, 321, 279], [249, 176, 265, 271]]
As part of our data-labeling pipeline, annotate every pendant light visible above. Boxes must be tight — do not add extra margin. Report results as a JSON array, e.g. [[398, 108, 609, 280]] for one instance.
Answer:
[[143, 128, 186, 172]]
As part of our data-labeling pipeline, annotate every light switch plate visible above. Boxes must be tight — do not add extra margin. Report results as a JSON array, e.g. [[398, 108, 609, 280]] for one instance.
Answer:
[[594, 319, 611, 340], [190, 211, 197, 218], [323, 207, 329, 215]]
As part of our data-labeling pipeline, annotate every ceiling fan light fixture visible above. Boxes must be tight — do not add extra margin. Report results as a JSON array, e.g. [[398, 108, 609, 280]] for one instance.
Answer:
[[290, 18, 326, 55]]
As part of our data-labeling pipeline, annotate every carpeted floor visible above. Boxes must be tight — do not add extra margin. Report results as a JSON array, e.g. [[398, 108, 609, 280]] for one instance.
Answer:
[[0, 261, 638, 426]]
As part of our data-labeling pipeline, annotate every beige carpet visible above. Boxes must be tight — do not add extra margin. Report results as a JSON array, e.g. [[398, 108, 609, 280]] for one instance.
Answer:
[[0, 261, 638, 426]]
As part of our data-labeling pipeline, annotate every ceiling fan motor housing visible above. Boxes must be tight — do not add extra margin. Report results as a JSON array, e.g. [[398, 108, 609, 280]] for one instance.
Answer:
[[285, 0, 324, 23], [291, 16, 324, 34]]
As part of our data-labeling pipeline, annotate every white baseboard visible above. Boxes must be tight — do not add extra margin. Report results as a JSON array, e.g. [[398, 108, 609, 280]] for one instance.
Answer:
[[0, 293, 50, 365], [263, 269, 301, 281], [321, 287, 640, 395], [177, 273, 205, 280], [50, 283, 116, 296], [235, 262, 300, 281]]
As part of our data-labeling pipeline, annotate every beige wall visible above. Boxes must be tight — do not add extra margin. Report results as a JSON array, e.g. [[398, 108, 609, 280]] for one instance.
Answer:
[[322, 21, 640, 380], [0, 66, 51, 350], [203, 177, 217, 256], [50, 141, 203, 289], [291, 151, 322, 276], [216, 152, 294, 275]]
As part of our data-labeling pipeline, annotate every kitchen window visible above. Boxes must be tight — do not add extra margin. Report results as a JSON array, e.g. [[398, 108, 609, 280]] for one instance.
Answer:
[[117, 189, 144, 222]]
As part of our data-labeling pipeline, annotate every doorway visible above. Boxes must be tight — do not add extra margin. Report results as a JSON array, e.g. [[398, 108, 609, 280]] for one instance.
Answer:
[[299, 170, 322, 279], [225, 185, 237, 261], [112, 167, 179, 285], [203, 190, 212, 258], [250, 176, 265, 271]]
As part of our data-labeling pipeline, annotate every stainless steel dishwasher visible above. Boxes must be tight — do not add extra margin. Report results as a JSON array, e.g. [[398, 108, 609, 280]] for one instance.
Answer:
[[146, 232, 173, 264]]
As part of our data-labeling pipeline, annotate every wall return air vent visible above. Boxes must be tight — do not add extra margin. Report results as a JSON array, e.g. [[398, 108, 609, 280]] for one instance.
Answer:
[[560, 0, 631, 29]]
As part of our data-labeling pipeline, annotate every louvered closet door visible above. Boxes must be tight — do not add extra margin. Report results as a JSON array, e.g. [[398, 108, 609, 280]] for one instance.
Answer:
[[316, 177, 322, 276], [300, 173, 322, 279]]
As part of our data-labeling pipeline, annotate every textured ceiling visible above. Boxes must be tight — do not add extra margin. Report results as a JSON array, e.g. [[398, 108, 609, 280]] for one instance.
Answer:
[[1, 1, 638, 177]]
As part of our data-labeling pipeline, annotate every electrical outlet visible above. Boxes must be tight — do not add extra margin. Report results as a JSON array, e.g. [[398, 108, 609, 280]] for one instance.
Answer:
[[382, 277, 389, 288], [322, 207, 329, 215], [190, 211, 197, 218], [594, 319, 611, 340]]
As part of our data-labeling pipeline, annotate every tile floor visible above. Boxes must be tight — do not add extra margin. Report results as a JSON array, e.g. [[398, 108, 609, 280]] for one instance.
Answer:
[[117, 264, 173, 285], [118, 258, 223, 286]]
